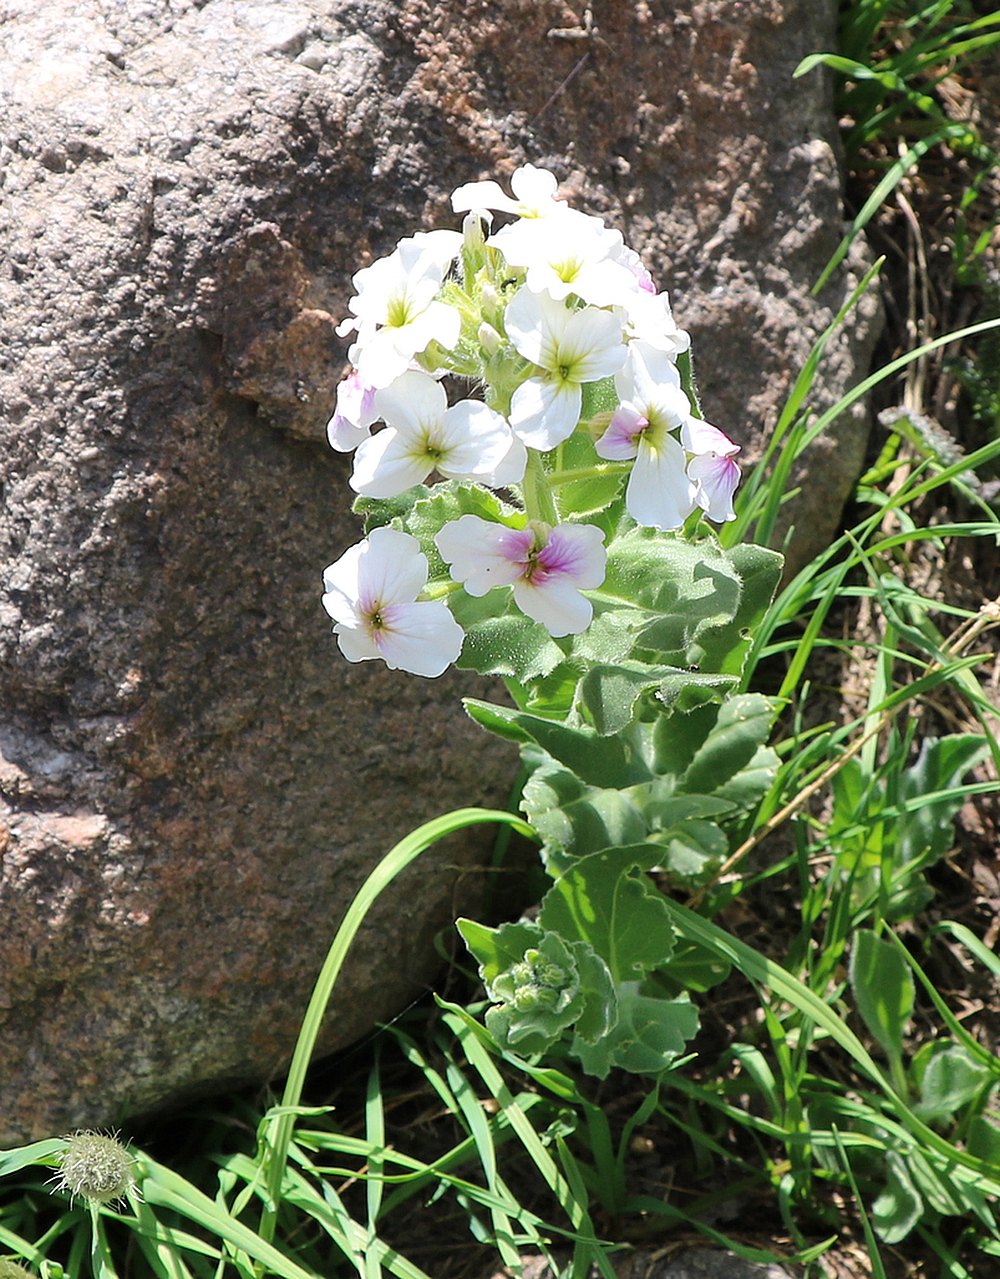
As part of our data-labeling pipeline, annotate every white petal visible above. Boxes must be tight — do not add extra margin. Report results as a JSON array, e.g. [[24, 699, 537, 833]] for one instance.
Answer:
[[374, 370, 447, 436], [509, 163, 560, 208], [509, 376, 581, 450], [514, 577, 593, 637], [354, 327, 414, 389], [335, 621, 383, 664], [481, 432, 528, 486], [437, 401, 520, 480], [625, 435, 695, 530], [357, 526, 429, 605], [322, 543, 366, 624], [452, 179, 521, 216], [504, 288, 565, 369], [374, 600, 465, 677], [560, 306, 627, 382], [349, 428, 431, 497]]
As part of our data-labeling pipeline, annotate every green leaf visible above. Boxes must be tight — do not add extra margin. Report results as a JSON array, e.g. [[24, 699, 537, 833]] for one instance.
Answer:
[[540, 847, 675, 981], [872, 1152, 923, 1244], [451, 598, 566, 681], [523, 762, 649, 867], [896, 734, 988, 866], [657, 819, 728, 883], [458, 921, 617, 1057], [572, 986, 699, 1079], [457, 918, 544, 988], [692, 542, 783, 677], [580, 376, 619, 419], [681, 693, 776, 793], [0, 1139, 64, 1176], [849, 930, 915, 1066], [577, 661, 710, 735], [916, 1043, 991, 1126], [468, 706, 640, 790], [968, 1115, 1000, 1165], [551, 427, 625, 519]]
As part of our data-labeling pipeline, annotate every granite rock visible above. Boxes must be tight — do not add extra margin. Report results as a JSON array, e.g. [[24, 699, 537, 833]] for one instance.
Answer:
[[0, 0, 879, 1142]]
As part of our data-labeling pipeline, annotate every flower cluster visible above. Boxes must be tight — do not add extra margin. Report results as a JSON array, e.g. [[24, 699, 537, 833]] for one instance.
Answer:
[[323, 163, 741, 676]]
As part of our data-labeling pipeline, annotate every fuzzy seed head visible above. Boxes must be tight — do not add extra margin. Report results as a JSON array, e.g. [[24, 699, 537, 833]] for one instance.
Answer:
[[52, 1131, 136, 1206], [0, 1261, 32, 1279]]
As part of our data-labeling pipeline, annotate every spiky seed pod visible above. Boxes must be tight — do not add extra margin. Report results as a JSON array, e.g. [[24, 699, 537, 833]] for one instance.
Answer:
[[51, 1131, 137, 1207]]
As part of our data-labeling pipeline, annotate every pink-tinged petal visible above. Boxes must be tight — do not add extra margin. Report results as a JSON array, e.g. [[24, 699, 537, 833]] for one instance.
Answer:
[[436, 515, 533, 595], [356, 526, 429, 605], [681, 418, 740, 458], [369, 599, 465, 677], [509, 376, 581, 450], [374, 370, 447, 436], [625, 435, 696, 530], [514, 577, 593, 637], [350, 428, 431, 497], [595, 406, 646, 461], [536, 523, 607, 590], [327, 371, 378, 452], [687, 453, 741, 523]]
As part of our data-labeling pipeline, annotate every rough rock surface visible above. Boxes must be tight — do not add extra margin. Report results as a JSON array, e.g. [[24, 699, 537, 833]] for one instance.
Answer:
[[0, 0, 879, 1143]]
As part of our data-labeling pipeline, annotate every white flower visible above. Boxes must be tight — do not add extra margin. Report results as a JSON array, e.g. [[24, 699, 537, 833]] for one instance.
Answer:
[[327, 369, 379, 452], [595, 342, 695, 530], [504, 290, 626, 450], [436, 515, 606, 637], [682, 419, 741, 522], [620, 288, 691, 355], [451, 163, 568, 220], [322, 527, 464, 677], [350, 371, 525, 497], [489, 210, 638, 309], [337, 237, 462, 389]]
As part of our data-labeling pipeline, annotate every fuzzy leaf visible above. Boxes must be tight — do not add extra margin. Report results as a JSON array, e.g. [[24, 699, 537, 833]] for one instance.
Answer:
[[872, 1152, 923, 1244], [540, 847, 674, 981], [572, 987, 699, 1079], [849, 930, 914, 1064]]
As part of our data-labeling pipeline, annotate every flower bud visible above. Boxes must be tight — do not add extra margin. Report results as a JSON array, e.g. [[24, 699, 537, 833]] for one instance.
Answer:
[[462, 209, 489, 252], [52, 1131, 137, 1206], [477, 321, 502, 357]]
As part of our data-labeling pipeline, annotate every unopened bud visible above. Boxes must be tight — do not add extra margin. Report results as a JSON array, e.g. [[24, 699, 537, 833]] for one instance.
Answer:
[[462, 209, 491, 251], [477, 321, 502, 357]]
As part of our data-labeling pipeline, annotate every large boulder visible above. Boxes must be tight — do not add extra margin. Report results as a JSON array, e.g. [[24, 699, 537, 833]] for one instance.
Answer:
[[0, 0, 879, 1143]]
